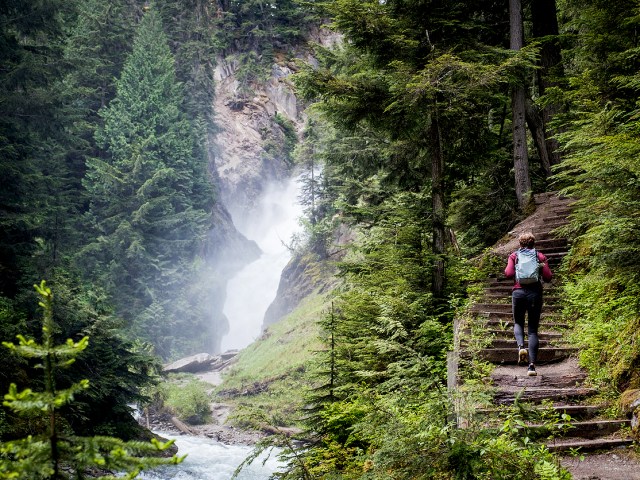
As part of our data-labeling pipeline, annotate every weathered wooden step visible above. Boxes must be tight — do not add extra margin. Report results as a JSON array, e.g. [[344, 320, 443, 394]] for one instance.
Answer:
[[491, 371, 585, 388], [537, 245, 569, 254], [531, 419, 631, 440], [473, 303, 560, 313], [546, 436, 635, 453], [533, 192, 572, 205], [531, 230, 564, 241], [545, 252, 567, 260], [485, 277, 559, 289], [477, 311, 563, 321], [474, 347, 576, 364], [542, 214, 571, 223], [535, 238, 568, 249], [550, 404, 604, 420], [476, 338, 562, 349], [480, 319, 569, 331], [461, 328, 563, 340], [494, 386, 596, 405], [481, 294, 561, 304], [472, 404, 604, 421], [483, 286, 559, 295]]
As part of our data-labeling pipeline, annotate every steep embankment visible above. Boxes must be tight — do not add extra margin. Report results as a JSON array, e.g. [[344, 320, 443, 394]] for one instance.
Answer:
[[455, 192, 640, 480]]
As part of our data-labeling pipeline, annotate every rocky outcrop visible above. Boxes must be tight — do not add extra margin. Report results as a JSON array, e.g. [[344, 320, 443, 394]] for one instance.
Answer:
[[263, 223, 353, 327], [163, 351, 238, 374], [263, 253, 322, 327], [212, 57, 302, 222]]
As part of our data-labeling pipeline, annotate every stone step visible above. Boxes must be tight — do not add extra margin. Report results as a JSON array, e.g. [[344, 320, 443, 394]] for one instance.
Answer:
[[546, 436, 635, 453], [475, 347, 576, 364], [530, 419, 631, 440], [493, 386, 596, 405]]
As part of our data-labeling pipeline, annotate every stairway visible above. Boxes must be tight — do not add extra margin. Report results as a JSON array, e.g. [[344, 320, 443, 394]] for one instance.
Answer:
[[453, 192, 635, 460]]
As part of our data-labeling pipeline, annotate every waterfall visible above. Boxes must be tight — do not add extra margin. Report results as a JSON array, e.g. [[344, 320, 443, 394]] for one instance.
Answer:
[[220, 177, 303, 352]]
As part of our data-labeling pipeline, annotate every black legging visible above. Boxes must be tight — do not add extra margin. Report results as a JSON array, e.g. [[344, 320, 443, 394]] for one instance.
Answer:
[[512, 287, 542, 364]]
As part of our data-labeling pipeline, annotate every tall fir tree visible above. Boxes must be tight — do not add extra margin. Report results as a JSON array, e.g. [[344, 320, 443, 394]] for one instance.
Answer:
[[82, 7, 215, 358]]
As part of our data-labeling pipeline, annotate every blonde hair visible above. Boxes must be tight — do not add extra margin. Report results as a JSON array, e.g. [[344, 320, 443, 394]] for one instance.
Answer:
[[518, 232, 536, 249]]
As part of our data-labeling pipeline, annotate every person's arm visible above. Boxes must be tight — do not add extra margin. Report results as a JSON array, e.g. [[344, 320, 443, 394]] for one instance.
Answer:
[[504, 253, 516, 278], [538, 252, 553, 282]]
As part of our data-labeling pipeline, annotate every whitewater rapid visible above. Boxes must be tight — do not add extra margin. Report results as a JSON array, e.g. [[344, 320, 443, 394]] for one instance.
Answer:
[[139, 432, 282, 479]]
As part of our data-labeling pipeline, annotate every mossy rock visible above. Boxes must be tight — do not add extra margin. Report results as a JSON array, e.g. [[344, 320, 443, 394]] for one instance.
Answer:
[[619, 389, 640, 438]]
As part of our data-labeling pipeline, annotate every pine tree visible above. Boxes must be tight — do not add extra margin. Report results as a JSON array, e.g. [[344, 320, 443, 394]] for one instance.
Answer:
[[294, 0, 534, 295], [82, 8, 215, 357], [0, 281, 183, 479]]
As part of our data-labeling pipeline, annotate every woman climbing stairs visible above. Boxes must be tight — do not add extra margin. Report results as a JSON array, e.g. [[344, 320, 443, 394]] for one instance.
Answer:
[[452, 192, 637, 477]]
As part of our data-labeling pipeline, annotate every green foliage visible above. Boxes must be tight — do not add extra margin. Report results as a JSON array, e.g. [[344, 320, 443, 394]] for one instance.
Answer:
[[218, 291, 328, 423], [0, 281, 183, 479], [82, 8, 216, 358], [551, 1, 640, 391], [158, 376, 212, 425], [213, 0, 316, 97]]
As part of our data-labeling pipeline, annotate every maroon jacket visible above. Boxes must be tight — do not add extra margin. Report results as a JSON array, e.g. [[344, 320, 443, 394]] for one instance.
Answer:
[[504, 249, 552, 290]]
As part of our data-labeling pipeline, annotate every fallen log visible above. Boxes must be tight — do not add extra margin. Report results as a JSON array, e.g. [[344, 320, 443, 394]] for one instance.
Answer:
[[170, 416, 198, 436]]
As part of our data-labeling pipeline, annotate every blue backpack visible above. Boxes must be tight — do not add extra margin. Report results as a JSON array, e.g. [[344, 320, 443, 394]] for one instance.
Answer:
[[515, 248, 540, 285]]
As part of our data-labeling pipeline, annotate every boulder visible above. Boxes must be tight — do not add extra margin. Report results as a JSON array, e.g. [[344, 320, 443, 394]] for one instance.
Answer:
[[619, 389, 640, 438], [164, 353, 217, 374]]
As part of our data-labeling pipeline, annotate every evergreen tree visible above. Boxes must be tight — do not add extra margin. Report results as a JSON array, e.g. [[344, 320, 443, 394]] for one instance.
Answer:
[[551, 0, 640, 390], [294, 0, 534, 295], [0, 0, 75, 296], [0, 281, 182, 479], [82, 8, 215, 357]]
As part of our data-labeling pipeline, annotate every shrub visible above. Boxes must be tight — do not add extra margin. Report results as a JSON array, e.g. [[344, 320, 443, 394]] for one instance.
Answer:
[[160, 377, 212, 424]]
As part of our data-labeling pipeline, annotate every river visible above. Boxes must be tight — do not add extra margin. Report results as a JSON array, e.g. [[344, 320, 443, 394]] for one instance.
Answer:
[[139, 432, 283, 480]]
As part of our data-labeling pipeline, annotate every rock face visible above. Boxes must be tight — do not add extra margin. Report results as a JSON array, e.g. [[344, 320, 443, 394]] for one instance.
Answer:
[[212, 57, 301, 223]]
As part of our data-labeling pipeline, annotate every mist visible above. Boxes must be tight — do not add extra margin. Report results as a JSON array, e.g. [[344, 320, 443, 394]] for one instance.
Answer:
[[220, 177, 303, 351]]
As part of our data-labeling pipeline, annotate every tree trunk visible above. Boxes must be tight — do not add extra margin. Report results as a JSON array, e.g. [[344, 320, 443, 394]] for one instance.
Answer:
[[429, 109, 445, 297], [525, 100, 552, 176], [532, 0, 563, 167], [510, 0, 531, 210]]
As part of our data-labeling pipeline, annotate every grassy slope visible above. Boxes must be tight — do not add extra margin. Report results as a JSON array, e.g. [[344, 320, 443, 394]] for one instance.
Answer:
[[215, 288, 333, 426]]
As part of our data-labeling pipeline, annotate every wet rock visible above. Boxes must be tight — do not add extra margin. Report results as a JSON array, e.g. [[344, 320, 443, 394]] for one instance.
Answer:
[[164, 353, 217, 373]]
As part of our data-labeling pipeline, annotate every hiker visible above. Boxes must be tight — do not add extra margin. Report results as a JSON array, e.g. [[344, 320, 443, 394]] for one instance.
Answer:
[[504, 232, 553, 377]]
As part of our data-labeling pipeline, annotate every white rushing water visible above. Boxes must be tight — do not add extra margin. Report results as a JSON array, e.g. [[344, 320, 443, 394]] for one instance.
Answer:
[[139, 432, 283, 480], [221, 177, 303, 352]]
